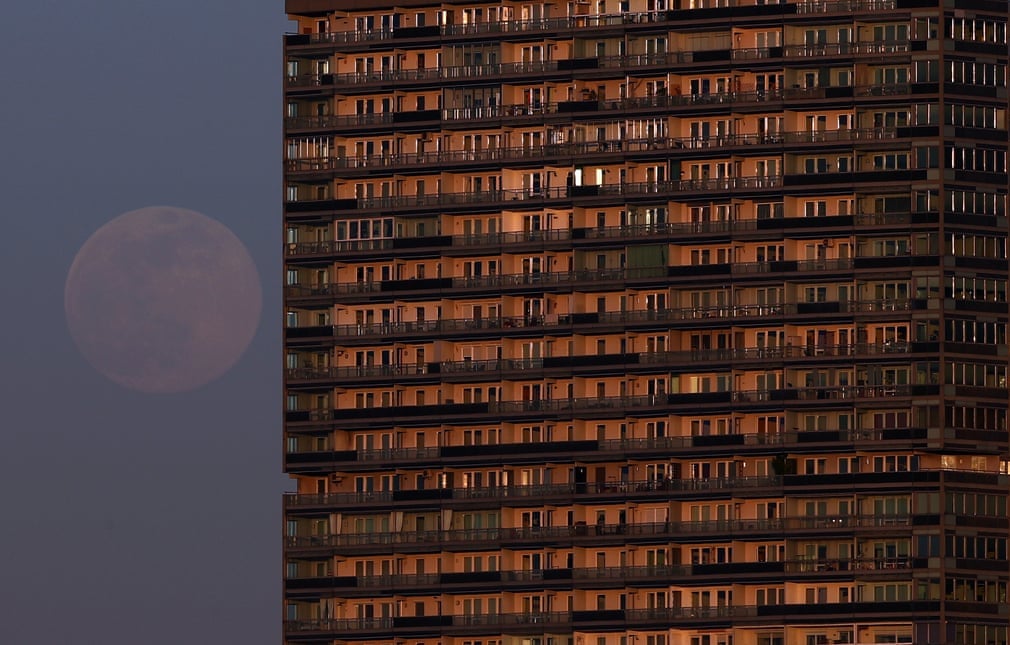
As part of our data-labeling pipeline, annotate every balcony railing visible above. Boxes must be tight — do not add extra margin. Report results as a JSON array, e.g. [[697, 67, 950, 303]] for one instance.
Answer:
[[783, 557, 912, 572], [285, 600, 933, 633], [287, 343, 914, 382], [284, 0, 898, 47], [754, 41, 910, 58], [285, 470, 963, 509], [284, 475, 781, 507], [288, 384, 941, 426], [284, 211, 950, 258], [288, 260, 881, 300], [285, 84, 911, 130], [285, 299, 935, 340], [294, 178, 777, 208], [285, 612, 574, 633], [288, 60, 561, 87], [288, 45, 914, 86], [284, 170, 927, 213], [284, 129, 896, 174], [286, 267, 665, 299], [796, 0, 898, 12], [285, 228, 577, 257], [284, 514, 915, 549], [286, 427, 930, 467], [291, 558, 913, 585]]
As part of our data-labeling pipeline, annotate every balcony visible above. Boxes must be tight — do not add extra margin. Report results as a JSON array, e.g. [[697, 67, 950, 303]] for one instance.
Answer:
[[779, 40, 910, 57], [284, 0, 899, 48], [285, 427, 932, 474], [284, 84, 914, 133], [285, 229, 576, 261], [783, 557, 913, 573], [284, 613, 572, 635], [284, 178, 781, 212], [286, 384, 939, 429], [284, 475, 782, 509], [284, 600, 933, 635], [795, 0, 898, 11], [284, 128, 897, 177], [287, 60, 564, 89], [282, 170, 926, 218], [286, 50, 916, 89], [286, 343, 922, 385], [283, 514, 919, 554], [285, 266, 673, 303], [284, 469, 948, 510], [286, 258, 889, 304], [287, 559, 915, 596], [284, 299, 937, 345], [284, 211, 949, 262]]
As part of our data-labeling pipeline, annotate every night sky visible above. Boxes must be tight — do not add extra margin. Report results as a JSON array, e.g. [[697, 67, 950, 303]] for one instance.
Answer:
[[0, 2, 290, 643]]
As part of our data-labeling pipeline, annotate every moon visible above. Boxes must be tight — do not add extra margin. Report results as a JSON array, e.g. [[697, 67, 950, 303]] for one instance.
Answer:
[[65, 206, 262, 394]]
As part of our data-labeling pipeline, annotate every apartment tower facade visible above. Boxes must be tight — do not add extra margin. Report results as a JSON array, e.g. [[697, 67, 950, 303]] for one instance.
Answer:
[[282, 1, 1010, 643]]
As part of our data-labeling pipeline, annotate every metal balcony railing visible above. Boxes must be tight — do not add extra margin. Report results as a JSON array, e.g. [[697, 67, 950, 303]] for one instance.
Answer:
[[284, 514, 915, 549], [286, 343, 913, 381], [284, 0, 899, 48], [284, 598, 932, 633], [284, 129, 896, 174], [285, 84, 911, 130], [282, 169, 927, 213], [284, 211, 949, 257], [726, 41, 910, 60], [288, 384, 941, 425], [286, 426, 929, 461], [285, 612, 574, 633], [284, 475, 781, 507], [287, 42, 910, 86], [286, 267, 669, 298], [284, 597, 929, 633], [286, 180, 765, 212], [320, 558, 912, 586], [285, 468, 977, 509], [284, 299, 935, 339], [286, 255, 939, 298], [796, 0, 897, 12]]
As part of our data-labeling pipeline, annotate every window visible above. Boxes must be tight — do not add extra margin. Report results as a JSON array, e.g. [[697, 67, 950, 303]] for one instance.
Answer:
[[946, 59, 1007, 86], [756, 202, 783, 219], [947, 16, 1008, 44], [804, 287, 828, 302], [946, 103, 1006, 128], [336, 217, 394, 243], [873, 24, 909, 42], [947, 145, 1007, 173], [913, 103, 940, 125], [804, 157, 829, 173], [804, 201, 827, 217], [914, 59, 939, 82], [872, 455, 919, 472], [804, 458, 827, 474], [872, 153, 908, 170], [871, 583, 911, 602], [874, 66, 909, 84]]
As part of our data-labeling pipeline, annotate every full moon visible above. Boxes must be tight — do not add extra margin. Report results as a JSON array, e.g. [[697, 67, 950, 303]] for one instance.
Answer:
[[65, 206, 262, 394]]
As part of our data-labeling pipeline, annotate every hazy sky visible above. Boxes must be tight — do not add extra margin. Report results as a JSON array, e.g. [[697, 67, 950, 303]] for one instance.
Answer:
[[0, 2, 290, 643]]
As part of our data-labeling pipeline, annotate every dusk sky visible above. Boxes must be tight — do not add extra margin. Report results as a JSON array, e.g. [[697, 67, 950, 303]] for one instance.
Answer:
[[0, 2, 291, 643]]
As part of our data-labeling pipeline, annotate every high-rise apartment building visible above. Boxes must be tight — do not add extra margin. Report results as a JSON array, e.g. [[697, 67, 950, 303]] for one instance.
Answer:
[[282, 1, 1010, 643]]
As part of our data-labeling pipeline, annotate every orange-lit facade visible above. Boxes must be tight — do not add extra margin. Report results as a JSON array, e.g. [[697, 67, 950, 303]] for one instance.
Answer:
[[282, 1, 1010, 643]]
